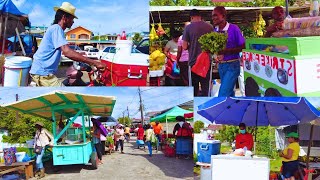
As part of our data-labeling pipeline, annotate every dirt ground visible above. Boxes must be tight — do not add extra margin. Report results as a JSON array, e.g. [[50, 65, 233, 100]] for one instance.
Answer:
[[31, 136, 194, 180]]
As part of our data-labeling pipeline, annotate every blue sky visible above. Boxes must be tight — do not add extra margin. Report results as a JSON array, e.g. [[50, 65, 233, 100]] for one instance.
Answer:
[[12, 0, 149, 34], [194, 97, 320, 127], [0, 87, 193, 119]]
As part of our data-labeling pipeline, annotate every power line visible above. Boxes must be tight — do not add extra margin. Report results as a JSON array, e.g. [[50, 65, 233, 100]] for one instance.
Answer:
[[142, 88, 192, 102], [144, 95, 193, 112]]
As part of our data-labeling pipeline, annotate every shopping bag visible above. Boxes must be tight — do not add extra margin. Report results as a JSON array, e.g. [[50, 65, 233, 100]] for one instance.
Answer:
[[172, 61, 180, 76], [191, 52, 210, 78]]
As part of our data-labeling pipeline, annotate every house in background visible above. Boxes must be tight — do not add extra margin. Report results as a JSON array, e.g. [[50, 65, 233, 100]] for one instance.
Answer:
[[66, 26, 92, 41]]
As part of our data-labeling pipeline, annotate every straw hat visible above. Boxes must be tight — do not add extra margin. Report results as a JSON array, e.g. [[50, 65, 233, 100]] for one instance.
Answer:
[[54, 2, 78, 19], [35, 122, 44, 127]]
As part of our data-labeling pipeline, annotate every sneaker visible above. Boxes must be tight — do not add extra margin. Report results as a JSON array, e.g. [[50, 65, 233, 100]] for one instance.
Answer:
[[121, 151, 124, 154]]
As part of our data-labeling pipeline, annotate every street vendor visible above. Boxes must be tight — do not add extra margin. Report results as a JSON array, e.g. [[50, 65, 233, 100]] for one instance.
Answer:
[[29, 2, 105, 86], [212, 6, 245, 97], [265, 6, 285, 37], [279, 132, 300, 180], [173, 116, 193, 159], [235, 123, 253, 151]]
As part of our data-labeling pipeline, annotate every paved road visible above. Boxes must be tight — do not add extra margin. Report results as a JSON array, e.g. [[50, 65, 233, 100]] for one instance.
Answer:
[[33, 136, 194, 180]]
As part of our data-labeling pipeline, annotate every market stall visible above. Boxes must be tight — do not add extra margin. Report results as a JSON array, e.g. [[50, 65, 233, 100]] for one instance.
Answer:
[[197, 97, 320, 180], [0, 0, 32, 87], [150, 106, 193, 157], [3, 91, 116, 169]]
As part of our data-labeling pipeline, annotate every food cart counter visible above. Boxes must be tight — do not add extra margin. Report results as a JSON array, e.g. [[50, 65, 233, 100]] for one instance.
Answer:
[[211, 154, 270, 180], [243, 37, 320, 97]]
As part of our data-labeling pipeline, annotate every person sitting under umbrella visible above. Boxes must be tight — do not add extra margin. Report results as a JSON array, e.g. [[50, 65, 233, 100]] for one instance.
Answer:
[[279, 132, 300, 180], [235, 123, 253, 151]]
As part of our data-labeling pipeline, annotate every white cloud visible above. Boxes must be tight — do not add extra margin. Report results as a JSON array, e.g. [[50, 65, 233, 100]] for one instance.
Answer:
[[28, 4, 52, 26], [12, 0, 26, 8]]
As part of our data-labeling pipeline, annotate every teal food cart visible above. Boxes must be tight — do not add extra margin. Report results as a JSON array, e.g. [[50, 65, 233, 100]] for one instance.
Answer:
[[243, 37, 320, 97], [3, 91, 116, 169]]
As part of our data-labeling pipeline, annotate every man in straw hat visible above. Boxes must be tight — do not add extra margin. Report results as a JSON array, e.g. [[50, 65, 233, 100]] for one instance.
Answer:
[[29, 2, 106, 86]]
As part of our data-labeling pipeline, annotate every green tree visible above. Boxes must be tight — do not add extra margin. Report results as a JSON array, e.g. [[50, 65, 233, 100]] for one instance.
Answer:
[[132, 33, 143, 45], [0, 107, 52, 143], [194, 121, 204, 133], [118, 117, 132, 127]]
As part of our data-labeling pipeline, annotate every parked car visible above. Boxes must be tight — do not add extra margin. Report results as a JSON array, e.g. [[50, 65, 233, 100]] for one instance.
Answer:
[[85, 47, 100, 59], [61, 44, 86, 63], [134, 38, 149, 54], [100, 46, 143, 59]]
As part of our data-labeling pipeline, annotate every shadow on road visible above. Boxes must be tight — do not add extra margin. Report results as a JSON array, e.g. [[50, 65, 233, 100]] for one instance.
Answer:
[[125, 140, 194, 179]]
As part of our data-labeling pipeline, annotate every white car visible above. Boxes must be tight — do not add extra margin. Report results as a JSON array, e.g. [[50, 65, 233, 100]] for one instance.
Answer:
[[85, 48, 100, 59], [61, 45, 86, 63], [100, 46, 142, 59]]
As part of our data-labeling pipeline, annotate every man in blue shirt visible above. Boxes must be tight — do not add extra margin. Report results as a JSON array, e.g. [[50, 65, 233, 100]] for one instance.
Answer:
[[29, 2, 105, 86]]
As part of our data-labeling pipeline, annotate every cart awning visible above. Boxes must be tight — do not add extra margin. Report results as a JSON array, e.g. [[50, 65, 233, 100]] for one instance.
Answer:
[[2, 91, 116, 120], [150, 106, 193, 123]]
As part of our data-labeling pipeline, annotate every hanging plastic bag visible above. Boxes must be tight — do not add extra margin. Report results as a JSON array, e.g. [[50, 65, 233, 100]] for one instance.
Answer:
[[191, 52, 210, 78], [157, 23, 166, 36], [172, 61, 180, 76]]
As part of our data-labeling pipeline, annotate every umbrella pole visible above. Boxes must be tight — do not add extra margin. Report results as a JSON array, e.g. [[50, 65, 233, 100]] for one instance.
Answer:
[[285, 0, 290, 17], [306, 124, 314, 179]]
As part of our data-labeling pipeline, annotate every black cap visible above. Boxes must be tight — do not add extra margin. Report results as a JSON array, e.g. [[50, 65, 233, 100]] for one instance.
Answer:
[[239, 123, 246, 128], [190, 9, 200, 17], [176, 116, 185, 122]]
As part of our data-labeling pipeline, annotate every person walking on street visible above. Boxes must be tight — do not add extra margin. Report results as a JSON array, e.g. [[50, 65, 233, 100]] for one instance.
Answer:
[[124, 126, 131, 142], [29, 2, 105, 86], [34, 122, 53, 179], [152, 121, 163, 152], [182, 9, 213, 96], [91, 121, 103, 165], [115, 125, 125, 153], [145, 124, 155, 157]]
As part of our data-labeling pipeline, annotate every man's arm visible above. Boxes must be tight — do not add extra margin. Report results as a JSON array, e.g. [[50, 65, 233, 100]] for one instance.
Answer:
[[61, 45, 105, 69]]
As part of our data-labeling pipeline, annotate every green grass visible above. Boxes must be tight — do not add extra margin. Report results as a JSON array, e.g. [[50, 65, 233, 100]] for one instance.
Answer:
[[270, 157, 282, 172]]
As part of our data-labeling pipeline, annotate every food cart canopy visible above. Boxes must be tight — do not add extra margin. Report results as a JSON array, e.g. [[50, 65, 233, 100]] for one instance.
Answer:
[[150, 106, 193, 123], [0, 0, 30, 37], [149, 6, 309, 25], [2, 91, 116, 120]]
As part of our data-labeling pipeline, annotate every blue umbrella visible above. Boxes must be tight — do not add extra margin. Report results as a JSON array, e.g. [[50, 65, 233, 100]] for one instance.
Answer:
[[198, 97, 320, 127]]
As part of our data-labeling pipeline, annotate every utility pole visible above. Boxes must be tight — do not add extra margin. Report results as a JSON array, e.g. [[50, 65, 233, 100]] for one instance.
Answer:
[[15, 94, 19, 122], [138, 87, 144, 125], [127, 106, 129, 118]]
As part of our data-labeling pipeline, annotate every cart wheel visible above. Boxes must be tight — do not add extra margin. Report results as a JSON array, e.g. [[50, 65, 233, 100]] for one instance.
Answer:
[[265, 88, 282, 97], [90, 152, 98, 169]]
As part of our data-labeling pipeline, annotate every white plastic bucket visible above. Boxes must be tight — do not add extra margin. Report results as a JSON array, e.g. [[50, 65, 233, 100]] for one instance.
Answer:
[[3, 56, 32, 87], [115, 40, 133, 56], [200, 165, 212, 180], [15, 152, 26, 162]]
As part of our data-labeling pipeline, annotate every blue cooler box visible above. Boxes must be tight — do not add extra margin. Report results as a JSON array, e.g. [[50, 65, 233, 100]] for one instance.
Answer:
[[176, 138, 193, 155], [197, 140, 221, 164]]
